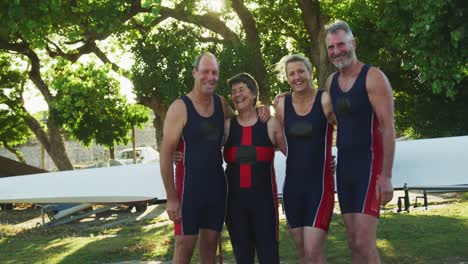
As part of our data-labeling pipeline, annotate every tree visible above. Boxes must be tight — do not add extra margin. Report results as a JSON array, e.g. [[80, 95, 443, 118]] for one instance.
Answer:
[[1, 0, 465, 168], [323, 0, 467, 138], [0, 109, 31, 163], [127, 0, 339, 149], [0, 1, 155, 169], [50, 61, 149, 151], [382, 0, 466, 98], [131, 20, 253, 145], [0, 53, 32, 163]]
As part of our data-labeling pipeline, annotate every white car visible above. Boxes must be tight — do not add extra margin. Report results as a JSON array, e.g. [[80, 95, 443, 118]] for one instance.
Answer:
[[116, 147, 159, 165]]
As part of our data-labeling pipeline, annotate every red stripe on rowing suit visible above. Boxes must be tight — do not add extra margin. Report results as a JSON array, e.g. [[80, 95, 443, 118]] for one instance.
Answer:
[[364, 114, 383, 217], [174, 138, 185, 235], [223, 147, 236, 163], [256, 147, 274, 161], [240, 127, 252, 188], [223, 126, 275, 189], [223, 146, 274, 163], [241, 126, 252, 145], [314, 124, 335, 231]]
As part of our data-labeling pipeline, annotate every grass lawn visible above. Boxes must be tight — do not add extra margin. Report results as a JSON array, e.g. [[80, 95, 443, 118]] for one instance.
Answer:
[[1, 196, 467, 263]]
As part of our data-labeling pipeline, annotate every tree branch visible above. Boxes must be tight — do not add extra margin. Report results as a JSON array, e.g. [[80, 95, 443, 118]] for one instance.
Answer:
[[196, 36, 226, 44], [231, 0, 269, 103], [91, 42, 131, 78], [159, 6, 242, 48], [1, 141, 26, 163]]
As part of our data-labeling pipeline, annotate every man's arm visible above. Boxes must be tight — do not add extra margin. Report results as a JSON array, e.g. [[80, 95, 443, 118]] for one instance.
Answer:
[[223, 117, 231, 145], [255, 104, 271, 123], [267, 117, 287, 155], [220, 95, 236, 119], [273, 96, 285, 127], [321, 91, 336, 125], [367, 67, 396, 206], [324, 72, 335, 93], [160, 99, 186, 221], [273, 91, 289, 108]]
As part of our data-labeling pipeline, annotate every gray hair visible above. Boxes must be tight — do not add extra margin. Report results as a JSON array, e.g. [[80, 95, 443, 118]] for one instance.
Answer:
[[324, 20, 354, 41], [275, 54, 312, 81], [193, 52, 217, 71], [227, 72, 259, 106]]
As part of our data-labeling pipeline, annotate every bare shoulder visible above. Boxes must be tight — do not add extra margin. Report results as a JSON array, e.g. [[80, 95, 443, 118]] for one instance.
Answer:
[[367, 66, 392, 93], [218, 94, 235, 119], [224, 117, 232, 129], [274, 95, 286, 122], [275, 96, 286, 110], [218, 94, 228, 103], [267, 116, 281, 129], [219, 94, 231, 108], [367, 66, 388, 81], [167, 99, 186, 117], [321, 89, 333, 109], [321, 89, 332, 103], [223, 117, 232, 144], [164, 99, 187, 130], [162, 99, 186, 146]]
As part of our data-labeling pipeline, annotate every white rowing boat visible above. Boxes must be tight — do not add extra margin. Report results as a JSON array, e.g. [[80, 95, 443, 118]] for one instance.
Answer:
[[0, 163, 165, 204], [0, 136, 467, 204]]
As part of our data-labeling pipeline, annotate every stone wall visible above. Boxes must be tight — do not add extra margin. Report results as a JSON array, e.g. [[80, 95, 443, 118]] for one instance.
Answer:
[[0, 121, 157, 171]]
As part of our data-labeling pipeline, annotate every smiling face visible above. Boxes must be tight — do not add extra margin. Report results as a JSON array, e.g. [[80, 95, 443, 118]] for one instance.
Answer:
[[286, 61, 312, 92], [230, 82, 256, 112], [325, 29, 356, 69], [193, 54, 219, 95]]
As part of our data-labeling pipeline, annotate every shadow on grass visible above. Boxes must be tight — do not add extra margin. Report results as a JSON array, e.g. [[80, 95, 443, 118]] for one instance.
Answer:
[[0, 206, 41, 225], [324, 211, 468, 264], [0, 205, 174, 264], [1, 204, 467, 264]]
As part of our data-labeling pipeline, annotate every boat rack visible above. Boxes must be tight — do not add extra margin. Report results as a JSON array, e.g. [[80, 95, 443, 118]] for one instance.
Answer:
[[37, 198, 167, 227], [38, 204, 118, 227], [395, 184, 468, 212]]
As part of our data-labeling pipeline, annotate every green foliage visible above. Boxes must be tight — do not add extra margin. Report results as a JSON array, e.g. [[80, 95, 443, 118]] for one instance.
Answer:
[[381, 0, 467, 98], [216, 43, 255, 99], [50, 61, 149, 148], [1, 0, 466, 147], [0, 0, 136, 48], [321, 0, 467, 138], [0, 53, 30, 151], [0, 108, 31, 148], [251, 0, 307, 96], [130, 21, 254, 106], [1, 201, 468, 263], [394, 79, 468, 138], [131, 23, 200, 106]]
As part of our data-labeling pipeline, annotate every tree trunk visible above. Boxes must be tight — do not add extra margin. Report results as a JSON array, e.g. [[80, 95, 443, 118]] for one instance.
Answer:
[[12, 46, 75, 171], [296, 0, 336, 89], [231, 0, 270, 104], [138, 97, 168, 153], [19, 107, 73, 171], [109, 146, 115, 159], [153, 112, 165, 151], [44, 119, 74, 170]]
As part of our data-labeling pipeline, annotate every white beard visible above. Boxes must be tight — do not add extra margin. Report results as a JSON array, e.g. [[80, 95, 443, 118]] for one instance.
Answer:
[[333, 49, 356, 69]]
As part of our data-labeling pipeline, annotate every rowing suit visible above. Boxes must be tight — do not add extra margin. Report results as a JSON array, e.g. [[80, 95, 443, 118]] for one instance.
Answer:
[[282, 90, 335, 231], [223, 118, 279, 264], [330, 64, 382, 218], [174, 95, 227, 235]]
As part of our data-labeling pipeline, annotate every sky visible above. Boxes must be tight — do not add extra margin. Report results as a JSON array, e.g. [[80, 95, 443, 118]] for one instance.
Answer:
[[24, 76, 135, 113], [23, 0, 226, 113]]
